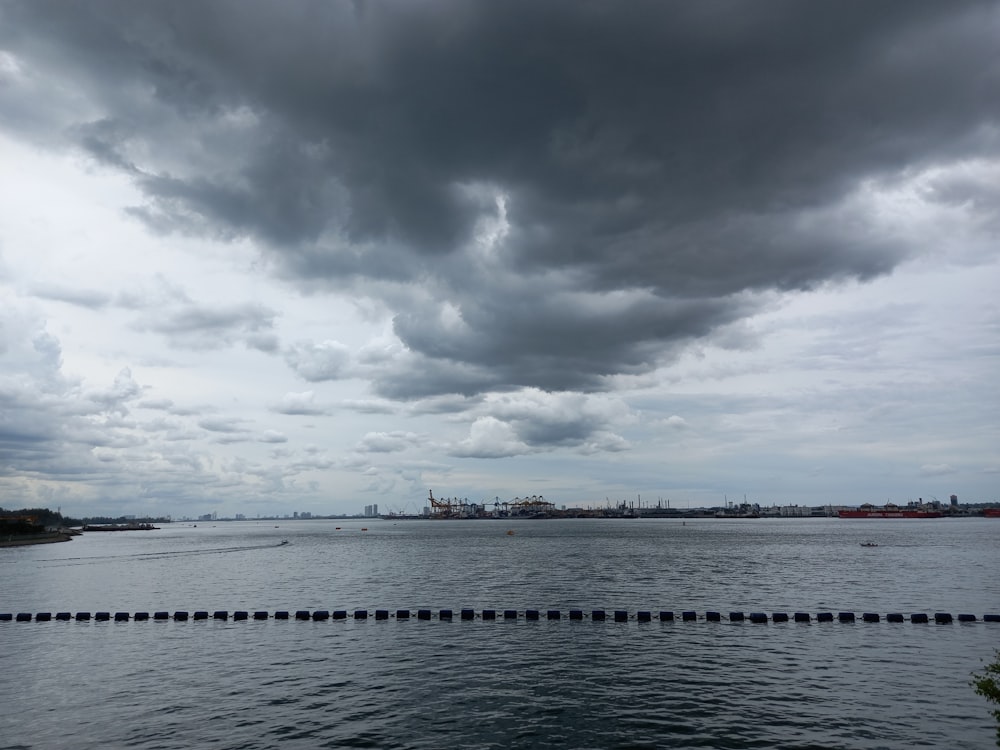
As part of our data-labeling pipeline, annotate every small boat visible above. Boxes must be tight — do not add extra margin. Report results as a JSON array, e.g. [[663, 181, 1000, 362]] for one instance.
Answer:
[[860, 541, 878, 547]]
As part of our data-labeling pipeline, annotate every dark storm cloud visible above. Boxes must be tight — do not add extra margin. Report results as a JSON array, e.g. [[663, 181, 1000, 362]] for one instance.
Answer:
[[382, 288, 758, 395], [3, 0, 998, 398]]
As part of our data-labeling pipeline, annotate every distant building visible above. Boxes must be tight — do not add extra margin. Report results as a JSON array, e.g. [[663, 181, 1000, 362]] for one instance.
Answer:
[[363, 504, 379, 518], [950, 494, 958, 507]]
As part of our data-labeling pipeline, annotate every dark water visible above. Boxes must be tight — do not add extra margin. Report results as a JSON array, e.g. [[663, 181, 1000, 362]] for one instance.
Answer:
[[2, 518, 998, 748]]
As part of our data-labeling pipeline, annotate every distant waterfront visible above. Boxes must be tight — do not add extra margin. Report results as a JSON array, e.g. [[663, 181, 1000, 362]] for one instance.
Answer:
[[181, 499, 1000, 522]]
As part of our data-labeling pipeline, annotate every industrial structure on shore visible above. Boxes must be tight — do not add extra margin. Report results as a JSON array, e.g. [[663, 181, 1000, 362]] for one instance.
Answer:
[[375, 491, 999, 521], [413, 490, 638, 519], [427, 490, 557, 519]]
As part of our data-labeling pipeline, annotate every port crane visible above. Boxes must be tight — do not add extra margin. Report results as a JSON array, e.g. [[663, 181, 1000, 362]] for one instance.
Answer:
[[427, 490, 475, 518], [427, 491, 553, 519], [427, 489, 455, 518], [509, 495, 555, 516]]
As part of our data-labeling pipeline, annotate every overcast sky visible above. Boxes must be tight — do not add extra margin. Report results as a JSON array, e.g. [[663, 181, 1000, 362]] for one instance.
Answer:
[[1, 1, 998, 518]]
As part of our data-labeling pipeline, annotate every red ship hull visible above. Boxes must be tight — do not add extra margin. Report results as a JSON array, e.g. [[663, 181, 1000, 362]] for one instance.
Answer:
[[839, 510, 942, 518]]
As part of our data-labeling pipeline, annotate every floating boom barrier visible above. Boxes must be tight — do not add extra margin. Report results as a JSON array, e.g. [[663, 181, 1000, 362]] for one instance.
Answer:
[[1, 609, 998, 624]]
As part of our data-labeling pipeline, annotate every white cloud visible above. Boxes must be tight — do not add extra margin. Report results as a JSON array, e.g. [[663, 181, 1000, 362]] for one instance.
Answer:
[[284, 340, 351, 382], [450, 417, 530, 459], [272, 390, 328, 416], [357, 431, 422, 454]]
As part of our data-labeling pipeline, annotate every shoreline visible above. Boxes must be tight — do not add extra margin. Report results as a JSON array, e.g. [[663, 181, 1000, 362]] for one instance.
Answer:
[[0, 532, 74, 548]]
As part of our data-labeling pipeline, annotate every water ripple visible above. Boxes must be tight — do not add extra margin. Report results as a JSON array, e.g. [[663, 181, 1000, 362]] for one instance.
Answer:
[[2, 519, 998, 748]]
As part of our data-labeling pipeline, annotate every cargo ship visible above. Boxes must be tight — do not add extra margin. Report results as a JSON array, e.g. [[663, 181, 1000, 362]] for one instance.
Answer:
[[838, 503, 942, 519]]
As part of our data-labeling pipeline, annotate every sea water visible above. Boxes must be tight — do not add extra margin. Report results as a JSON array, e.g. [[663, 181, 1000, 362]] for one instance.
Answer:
[[2, 517, 998, 748]]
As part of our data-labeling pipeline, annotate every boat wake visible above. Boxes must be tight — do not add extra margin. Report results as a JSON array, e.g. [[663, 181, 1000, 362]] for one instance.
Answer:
[[36, 541, 290, 565]]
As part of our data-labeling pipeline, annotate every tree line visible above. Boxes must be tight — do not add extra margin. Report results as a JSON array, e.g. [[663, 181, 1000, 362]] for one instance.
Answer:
[[0, 507, 170, 533]]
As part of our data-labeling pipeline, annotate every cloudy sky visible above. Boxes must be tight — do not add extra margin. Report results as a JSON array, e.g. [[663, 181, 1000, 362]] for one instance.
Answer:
[[1, 1, 998, 518]]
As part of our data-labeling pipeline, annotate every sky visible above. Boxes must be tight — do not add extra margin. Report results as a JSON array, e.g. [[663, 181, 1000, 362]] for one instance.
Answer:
[[1, 1, 998, 518]]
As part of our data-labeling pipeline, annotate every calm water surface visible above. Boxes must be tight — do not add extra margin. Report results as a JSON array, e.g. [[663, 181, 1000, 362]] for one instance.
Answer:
[[2, 518, 998, 748]]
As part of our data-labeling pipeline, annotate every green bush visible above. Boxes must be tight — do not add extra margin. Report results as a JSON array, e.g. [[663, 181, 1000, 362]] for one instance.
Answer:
[[973, 650, 1000, 747]]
